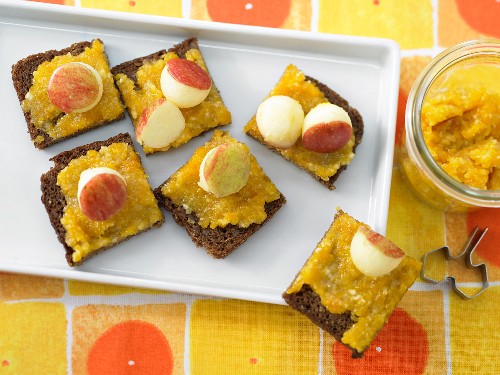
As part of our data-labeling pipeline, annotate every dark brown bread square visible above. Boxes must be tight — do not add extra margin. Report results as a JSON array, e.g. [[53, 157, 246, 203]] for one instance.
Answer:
[[40, 133, 164, 266], [246, 76, 364, 190], [111, 37, 229, 143], [282, 210, 365, 358], [11, 40, 125, 149], [154, 184, 286, 259]]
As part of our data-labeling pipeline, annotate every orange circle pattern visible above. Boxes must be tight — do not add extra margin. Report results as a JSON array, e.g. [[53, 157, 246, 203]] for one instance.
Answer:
[[333, 309, 429, 375], [455, 0, 500, 37], [206, 0, 291, 28], [87, 320, 174, 375]]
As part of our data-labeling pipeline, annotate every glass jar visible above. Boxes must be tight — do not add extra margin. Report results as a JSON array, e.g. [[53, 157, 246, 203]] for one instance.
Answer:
[[400, 39, 500, 212]]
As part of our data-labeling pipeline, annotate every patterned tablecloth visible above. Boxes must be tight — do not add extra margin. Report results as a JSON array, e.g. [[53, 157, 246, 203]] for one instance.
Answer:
[[1, 1, 500, 374]]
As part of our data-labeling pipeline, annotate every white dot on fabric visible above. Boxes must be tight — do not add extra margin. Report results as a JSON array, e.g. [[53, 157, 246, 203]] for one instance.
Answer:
[[245, 3, 253, 10], [128, 360, 135, 366]]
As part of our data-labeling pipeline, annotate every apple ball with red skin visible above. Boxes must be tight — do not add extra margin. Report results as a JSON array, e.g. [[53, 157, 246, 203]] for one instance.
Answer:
[[160, 58, 212, 108], [350, 225, 405, 277], [135, 98, 185, 149], [77, 167, 128, 221], [47, 62, 103, 113], [302, 103, 353, 153], [198, 143, 251, 198]]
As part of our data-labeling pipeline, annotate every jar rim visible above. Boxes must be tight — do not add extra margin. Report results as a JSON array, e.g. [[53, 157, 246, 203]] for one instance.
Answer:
[[405, 39, 500, 207]]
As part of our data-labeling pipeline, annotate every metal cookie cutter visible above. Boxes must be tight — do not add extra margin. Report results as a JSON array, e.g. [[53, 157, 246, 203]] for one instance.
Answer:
[[421, 227, 489, 299]]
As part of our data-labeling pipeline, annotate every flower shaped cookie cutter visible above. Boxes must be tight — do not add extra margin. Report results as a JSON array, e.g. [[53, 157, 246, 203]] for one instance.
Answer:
[[421, 227, 489, 299]]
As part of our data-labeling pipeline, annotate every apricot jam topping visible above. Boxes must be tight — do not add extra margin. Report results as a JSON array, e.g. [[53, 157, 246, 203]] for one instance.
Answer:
[[114, 49, 231, 154], [286, 211, 421, 352], [21, 40, 124, 144], [422, 64, 500, 190], [161, 131, 281, 229], [244, 65, 355, 181], [57, 142, 163, 263]]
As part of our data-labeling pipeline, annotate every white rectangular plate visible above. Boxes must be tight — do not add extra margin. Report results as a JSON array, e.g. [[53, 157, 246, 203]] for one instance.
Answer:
[[0, 1, 400, 304]]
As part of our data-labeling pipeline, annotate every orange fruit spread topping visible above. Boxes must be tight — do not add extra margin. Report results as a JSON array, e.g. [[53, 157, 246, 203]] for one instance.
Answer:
[[286, 211, 421, 353], [57, 142, 163, 264], [161, 130, 281, 229], [244, 64, 355, 181], [21, 40, 124, 143], [114, 49, 231, 154], [422, 64, 500, 190]]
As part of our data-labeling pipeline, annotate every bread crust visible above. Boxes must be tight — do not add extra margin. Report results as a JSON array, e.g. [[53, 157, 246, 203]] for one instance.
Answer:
[[110, 37, 200, 79], [154, 182, 286, 258], [282, 284, 361, 357], [110, 49, 167, 81], [40, 133, 164, 266], [11, 39, 125, 149]]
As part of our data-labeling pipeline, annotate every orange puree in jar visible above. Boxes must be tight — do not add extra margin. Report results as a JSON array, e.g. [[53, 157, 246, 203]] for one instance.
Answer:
[[244, 64, 355, 181], [57, 142, 163, 264], [114, 49, 231, 154], [161, 131, 281, 229], [21, 40, 124, 144], [286, 211, 421, 353], [422, 64, 500, 190]]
